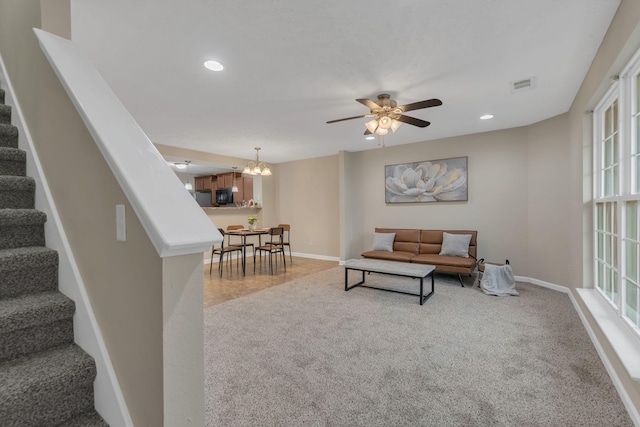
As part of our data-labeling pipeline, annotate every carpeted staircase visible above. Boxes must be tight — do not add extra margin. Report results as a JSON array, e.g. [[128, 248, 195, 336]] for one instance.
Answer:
[[0, 86, 108, 426]]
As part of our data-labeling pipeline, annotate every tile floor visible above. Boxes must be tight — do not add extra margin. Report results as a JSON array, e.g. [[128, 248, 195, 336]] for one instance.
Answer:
[[203, 254, 338, 307]]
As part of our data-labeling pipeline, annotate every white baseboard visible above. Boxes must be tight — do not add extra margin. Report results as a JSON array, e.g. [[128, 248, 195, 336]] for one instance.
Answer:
[[290, 252, 340, 262], [515, 276, 640, 426], [514, 275, 570, 294]]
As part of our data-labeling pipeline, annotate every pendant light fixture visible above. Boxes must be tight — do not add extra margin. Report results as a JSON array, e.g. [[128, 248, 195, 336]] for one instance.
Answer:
[[231, 166, 239, 192], [242, 147, 272, 176], [184, 160, 193, 191]]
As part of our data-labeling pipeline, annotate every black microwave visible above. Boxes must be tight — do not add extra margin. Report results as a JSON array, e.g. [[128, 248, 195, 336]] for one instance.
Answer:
[[215, 188, 233, 205]]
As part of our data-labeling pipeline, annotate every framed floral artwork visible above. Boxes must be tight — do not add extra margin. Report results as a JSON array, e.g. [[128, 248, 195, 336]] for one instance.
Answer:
[[385, 156, 468, 203]]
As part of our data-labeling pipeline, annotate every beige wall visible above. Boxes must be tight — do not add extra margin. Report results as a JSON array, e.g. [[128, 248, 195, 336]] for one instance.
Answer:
[[525, 114, 571, 285], [341, 128, 530, 272], [0, 1, 164, 424], [275, 155, 340, 258]]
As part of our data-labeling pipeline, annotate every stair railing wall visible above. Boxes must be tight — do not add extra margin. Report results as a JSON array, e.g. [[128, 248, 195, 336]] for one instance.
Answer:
[[0, 53, 132, 427], [0, 1, 222, 424]]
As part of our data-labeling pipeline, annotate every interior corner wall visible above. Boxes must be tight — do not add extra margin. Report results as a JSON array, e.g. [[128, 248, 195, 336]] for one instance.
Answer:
[[525, 113, 571, 286], [275, 155, 340, 258], [0, 1, 164, 425]]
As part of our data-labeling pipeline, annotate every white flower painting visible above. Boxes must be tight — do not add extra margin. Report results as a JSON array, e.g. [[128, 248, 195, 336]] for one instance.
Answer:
[[385, 157, 468, 203]]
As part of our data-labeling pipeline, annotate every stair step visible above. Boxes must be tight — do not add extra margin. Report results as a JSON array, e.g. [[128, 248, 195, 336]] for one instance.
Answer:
[[0, 176, 34, 209], [0, 209, 46, 250], [0, 104, 10, 125], [0, 247, 58, 298], [0, 344, 97, 426], [0, 124, 18, 149], [0, 147, 26, 176], [0, 291, 74, 362]]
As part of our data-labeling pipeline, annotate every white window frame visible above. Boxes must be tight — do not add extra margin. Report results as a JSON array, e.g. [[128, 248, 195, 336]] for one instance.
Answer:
[[593, 48, 640, 339]]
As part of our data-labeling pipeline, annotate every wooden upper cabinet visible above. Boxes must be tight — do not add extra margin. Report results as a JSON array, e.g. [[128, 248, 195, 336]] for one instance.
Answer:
[[194, 175, 213, 192], [243, 176, 253, 202], [217, 172, 243, 190], [194, 177, 203, 192]]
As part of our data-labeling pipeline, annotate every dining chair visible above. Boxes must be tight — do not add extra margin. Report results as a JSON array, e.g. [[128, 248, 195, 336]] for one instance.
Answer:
[[210, 228, 243, 277], [255, 227, 286, 274], [278, 224, 292, 263], [227, 224, 255, 256], [263, 224, 292, 263]]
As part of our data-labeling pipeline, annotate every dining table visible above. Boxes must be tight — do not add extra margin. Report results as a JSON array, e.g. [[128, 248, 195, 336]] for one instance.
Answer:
[[226, 228, 271, 275]]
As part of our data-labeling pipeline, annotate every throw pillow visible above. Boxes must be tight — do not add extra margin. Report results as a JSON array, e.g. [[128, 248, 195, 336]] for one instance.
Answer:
[[439, 232, 472, 258], [372, 232, 396, 252]]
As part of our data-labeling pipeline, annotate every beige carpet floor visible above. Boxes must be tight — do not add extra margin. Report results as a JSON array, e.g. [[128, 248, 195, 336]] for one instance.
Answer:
[[204, 267, 633, 426]]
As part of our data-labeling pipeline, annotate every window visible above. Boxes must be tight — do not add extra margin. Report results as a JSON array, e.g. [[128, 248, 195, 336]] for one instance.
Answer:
[[593, 53, 640, 336]]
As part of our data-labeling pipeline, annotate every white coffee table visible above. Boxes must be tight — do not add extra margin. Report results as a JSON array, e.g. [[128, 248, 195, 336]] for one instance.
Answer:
[[344, 259, 436, 305]]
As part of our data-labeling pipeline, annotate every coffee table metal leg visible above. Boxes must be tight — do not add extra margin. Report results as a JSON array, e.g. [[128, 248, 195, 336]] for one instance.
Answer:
[[345, 268, 366, 291]]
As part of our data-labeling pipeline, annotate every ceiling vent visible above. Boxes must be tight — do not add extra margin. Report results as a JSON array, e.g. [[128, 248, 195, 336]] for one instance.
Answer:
[[510, 77, 536, 93]]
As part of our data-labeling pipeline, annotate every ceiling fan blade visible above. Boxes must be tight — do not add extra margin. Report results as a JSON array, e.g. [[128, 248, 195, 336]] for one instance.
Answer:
[[326, 114, 370, 124], [364, 129, 372, 135], [396, 114, 431, 128], [397, 98, 442, 113], [356, 98, 380, 111]]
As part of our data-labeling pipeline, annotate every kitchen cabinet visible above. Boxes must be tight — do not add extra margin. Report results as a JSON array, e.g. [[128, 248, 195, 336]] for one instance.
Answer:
[[243, 176, 253, 202], [233, 176, 253, 204], [194, 175, 214, 192], [217, 172, 242, 190]]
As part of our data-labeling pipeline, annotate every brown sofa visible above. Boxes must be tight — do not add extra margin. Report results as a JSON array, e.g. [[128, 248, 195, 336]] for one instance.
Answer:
[[361, 228, 478, 285]]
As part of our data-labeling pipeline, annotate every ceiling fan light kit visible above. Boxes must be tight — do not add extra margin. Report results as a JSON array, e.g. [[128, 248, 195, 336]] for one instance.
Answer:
[[327, 93, 442, 138]]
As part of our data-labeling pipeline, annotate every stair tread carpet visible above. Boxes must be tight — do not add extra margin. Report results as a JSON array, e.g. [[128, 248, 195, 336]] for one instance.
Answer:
[[0, 104, 10, 124], [0, 208, 46, 226], [0, 344, 97, 425], [0, 176, 35, 209], [0, 123, 18, 149], [0, 246, 58, 271], [0, 344, 94, 391], [0, 175, 34, 191], [0, 146, 26, 162], [0, 291, 74, 335]]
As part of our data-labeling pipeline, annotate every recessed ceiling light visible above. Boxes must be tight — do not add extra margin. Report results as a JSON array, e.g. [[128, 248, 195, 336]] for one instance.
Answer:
[[365, 135, 375, 140], [480, 114, 494, 120], [204, 60, 224, 71]]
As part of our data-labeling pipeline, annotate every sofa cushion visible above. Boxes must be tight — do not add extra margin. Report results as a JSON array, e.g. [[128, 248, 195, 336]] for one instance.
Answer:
[[361, 250, 417, 262], [411, 253, 476, 268], [372, 232, 395, 252], [375, 228, 420, 254], [439, 232, 472, 258], [419, 230, 477, 259]]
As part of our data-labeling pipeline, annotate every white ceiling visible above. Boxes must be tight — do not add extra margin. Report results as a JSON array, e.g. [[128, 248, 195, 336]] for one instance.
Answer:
[[70, 0, 620, 165]]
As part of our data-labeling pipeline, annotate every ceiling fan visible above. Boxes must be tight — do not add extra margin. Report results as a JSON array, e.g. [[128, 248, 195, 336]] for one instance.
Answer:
[[327, 94, 443, 136]]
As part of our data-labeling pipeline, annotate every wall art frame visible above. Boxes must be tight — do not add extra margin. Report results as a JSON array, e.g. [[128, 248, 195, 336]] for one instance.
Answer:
[[385, 156, 468, 203]]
